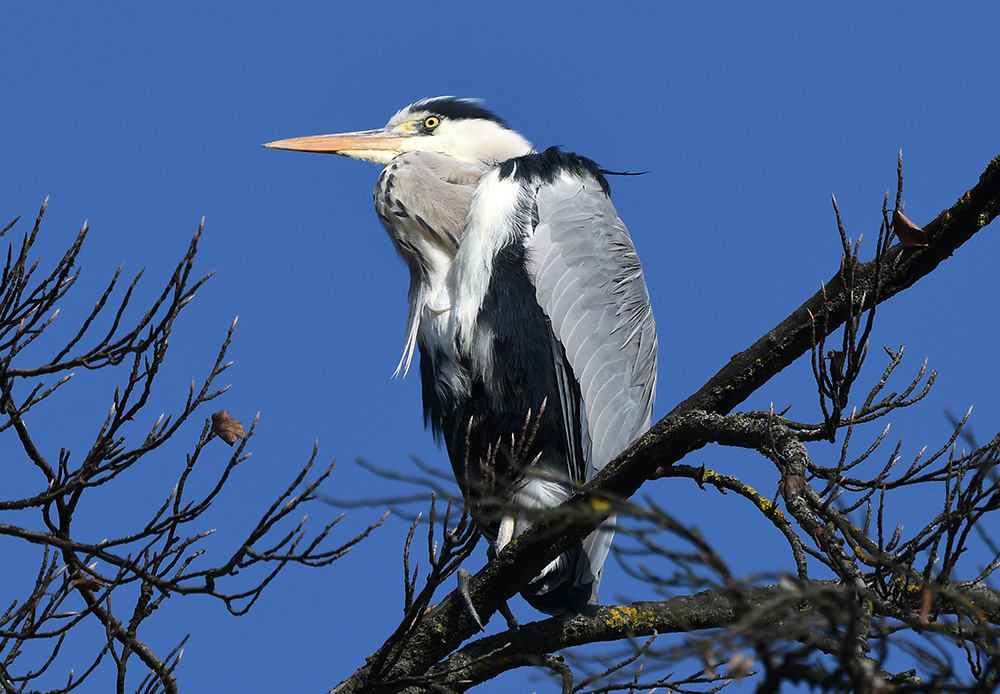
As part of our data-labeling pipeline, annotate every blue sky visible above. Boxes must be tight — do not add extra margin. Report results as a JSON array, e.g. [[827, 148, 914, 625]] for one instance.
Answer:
[[3, 4, 999, 692]]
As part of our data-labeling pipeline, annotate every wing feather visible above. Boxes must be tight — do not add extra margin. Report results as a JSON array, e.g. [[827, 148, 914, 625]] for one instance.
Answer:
[[526, 169, 657, 474], [458, 149, 657, 614], [524, 165, 657, 600]]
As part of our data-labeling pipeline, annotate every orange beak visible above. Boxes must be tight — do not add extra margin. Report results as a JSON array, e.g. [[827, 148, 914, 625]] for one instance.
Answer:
[[263, 129, 411, 164]]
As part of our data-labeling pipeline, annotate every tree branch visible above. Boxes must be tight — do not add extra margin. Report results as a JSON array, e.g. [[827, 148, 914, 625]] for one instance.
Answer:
[[425, 580, 1000, 691], [331, 152, 1000, 692]]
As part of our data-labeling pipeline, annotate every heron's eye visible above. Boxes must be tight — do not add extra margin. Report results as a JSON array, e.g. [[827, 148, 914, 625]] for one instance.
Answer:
[[422, 116, 441, 132]]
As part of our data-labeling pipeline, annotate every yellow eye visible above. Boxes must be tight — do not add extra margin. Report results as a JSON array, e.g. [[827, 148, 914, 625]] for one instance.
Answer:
[[423, 116, 441, 131]]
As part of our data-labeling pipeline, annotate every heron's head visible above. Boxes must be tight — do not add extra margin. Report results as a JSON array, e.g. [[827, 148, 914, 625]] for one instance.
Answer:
[[264, 97, 534, 166]]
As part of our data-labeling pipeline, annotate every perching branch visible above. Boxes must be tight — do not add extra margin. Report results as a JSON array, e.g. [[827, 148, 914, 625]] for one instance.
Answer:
[[332, 152, 1000, 693]]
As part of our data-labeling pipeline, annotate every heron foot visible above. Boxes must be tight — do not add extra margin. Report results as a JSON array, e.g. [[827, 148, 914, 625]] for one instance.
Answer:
[[498, 600, 519, 631]]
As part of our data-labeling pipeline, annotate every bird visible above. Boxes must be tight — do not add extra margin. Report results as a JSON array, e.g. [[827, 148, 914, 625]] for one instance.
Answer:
[[265, 97, 657, 619]]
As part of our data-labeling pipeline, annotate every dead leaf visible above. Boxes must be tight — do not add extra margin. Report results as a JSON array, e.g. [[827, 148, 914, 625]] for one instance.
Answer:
[[71, 577, 105, 591], [781, 472, 806, 501], [212, 410, 245, 445], [727, 652, 755, 680], [828, 349, 846, 383], [892, 209, 928, 247], [920, 585, 933, 623]]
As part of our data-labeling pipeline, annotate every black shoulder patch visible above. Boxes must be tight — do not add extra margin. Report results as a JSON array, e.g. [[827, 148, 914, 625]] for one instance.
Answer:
[[497, 147, 611, 196], [416, 97, 509, 128]]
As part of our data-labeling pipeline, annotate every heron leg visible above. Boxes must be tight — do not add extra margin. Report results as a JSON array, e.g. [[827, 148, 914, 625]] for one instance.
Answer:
[[496, 513, 564, 607], [497, 514, 515, 551]]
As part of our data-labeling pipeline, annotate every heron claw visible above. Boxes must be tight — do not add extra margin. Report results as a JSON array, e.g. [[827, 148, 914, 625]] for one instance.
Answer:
[[457, 569, 484, 632]]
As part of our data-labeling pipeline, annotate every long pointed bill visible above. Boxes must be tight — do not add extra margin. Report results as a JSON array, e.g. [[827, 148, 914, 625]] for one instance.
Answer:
[[263, 129, 411, 164]]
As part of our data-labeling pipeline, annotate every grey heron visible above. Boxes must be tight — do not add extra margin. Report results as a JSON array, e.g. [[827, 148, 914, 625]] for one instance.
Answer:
[[265, 97, 657, 619]]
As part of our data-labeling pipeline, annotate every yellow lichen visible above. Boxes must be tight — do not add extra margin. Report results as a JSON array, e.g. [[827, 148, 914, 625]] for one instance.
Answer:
[[747, 490, 787, 522], [699, 470, 787, 522], [891, 576, 924, 594], [605, 605, 656, 630]]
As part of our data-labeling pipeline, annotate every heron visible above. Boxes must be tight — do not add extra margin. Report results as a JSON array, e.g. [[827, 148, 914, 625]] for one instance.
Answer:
[[265, 97, 657, 620]]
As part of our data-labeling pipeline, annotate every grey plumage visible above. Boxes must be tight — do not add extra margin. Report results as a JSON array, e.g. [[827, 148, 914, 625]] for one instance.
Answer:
[[265, 98, 657, 618], [529, 169, 657, 474], [374, 152, 484, 376], [447, 148, 656, 615]]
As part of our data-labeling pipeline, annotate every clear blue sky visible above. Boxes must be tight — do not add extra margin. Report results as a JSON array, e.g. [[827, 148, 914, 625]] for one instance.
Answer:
[[3, 4, 998, 692]]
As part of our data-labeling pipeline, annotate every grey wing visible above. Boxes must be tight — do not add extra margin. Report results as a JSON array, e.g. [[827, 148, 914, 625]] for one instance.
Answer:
[[525, 171, 658, 479]]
